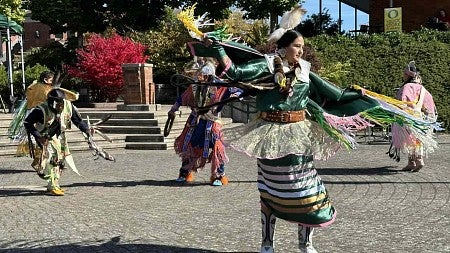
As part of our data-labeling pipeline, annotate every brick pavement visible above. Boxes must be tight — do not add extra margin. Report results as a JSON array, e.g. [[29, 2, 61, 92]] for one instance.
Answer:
[[0, 134, 449, 253]]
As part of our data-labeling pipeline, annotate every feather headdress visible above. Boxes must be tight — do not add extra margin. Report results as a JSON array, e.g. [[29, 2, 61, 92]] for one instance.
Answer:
[[268, 5, 306, 43], [403, 61, 423, 84], [177, 4, 213, 40], [177, 4, 232, 41], [404, 61, 419, 77]]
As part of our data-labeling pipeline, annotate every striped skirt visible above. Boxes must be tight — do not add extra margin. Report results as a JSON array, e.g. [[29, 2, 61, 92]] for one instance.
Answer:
[[257, 154, 336, 227]]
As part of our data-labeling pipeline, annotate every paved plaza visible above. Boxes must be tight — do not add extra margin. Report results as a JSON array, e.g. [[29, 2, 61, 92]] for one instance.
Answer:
[[1, 134, 449, 253]]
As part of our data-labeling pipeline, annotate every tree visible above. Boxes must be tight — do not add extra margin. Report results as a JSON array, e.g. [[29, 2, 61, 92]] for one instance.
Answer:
[[25, 0, 104, 34], [296, 9, 341, 37], [216, 11, 270, 47], [0, 0, 25, 22], [235, 0, 300, 32], [25, 0, 183, 34], [184, 0, 235, 20], [129, 8, 192, 84], [68, 34, 148, 102], [96, 0, 183, 34]]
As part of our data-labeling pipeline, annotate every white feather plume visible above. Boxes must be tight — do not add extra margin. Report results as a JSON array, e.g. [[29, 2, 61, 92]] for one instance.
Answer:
[[279, 5, 306, 30], [188, 12, 214, 40], [268, 28, 287, 43], [268, 5, 306, 43]]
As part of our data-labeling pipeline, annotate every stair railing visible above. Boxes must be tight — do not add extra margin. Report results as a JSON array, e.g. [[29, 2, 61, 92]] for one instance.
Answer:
[[223, 96, 258, 123], [0, 94, 7, 114]]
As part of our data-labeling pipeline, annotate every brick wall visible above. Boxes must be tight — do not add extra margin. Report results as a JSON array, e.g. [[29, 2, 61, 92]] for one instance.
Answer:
[[122, 63, 155, 105], [23, 21, 52, 50], [370, 0, 450, 32]]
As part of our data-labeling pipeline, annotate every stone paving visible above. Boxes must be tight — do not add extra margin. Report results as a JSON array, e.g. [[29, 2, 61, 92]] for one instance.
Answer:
[[0, 134, 449, 253]]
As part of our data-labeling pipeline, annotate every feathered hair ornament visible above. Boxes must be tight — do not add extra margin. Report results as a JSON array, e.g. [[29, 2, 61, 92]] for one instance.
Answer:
[[177, 4, 231, 41], [176, 4, 213, 40], [268, 5, 306, 43], [404, 61, 419, 77], [403, 61, 423, 84]]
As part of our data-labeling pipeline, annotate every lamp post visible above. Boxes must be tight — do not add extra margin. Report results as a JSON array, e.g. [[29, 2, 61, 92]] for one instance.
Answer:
[[6, 16, 16, 112]]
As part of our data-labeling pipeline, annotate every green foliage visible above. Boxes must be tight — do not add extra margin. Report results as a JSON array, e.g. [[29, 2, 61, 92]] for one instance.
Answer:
[[308, 29, 450, 129], [236, 0, 300, 31], [236, 0, 299, 20], [245, 20, 271, 47], [0, 64, 49, 104], [0, 65, 8, 91], [129, 8, 192, 84], [0, 0, 25, 23], [0, 65, 11, 107], [24, 41, 80, 94], [217, 12, 270, 47], [25, 0, 90, 34], [21, 64, 49, 86], [25, 41, 77, 71], [11, 63, 49, 95], [318, 61, 351, 86], [297, 9, 341, 37], [25, 0, 183, 34], [185, 0, 233, 20]]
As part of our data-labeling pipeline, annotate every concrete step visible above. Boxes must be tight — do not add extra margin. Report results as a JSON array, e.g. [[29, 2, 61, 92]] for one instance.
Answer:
[[96, 118, 158, 126], [0, 113, 12, 120], [125, 134, 165, 142], [78, 110, 155, 119], [99, 125, 161, 134], [125, 142, 168, 150]]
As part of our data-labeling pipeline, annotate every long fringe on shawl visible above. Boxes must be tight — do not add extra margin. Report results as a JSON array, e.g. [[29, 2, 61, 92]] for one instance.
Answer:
[[312, 86, 443, 155]]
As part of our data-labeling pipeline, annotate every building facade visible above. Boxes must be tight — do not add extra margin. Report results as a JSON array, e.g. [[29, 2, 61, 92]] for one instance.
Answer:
[[370, 0, 450, 32]]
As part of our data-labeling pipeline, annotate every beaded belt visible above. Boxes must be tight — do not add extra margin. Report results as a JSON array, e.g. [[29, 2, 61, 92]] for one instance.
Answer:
[[260, 110, 306, 123]]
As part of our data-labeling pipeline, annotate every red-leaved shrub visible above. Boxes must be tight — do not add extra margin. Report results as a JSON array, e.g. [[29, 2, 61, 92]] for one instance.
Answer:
[[69, 34, 148, 102]]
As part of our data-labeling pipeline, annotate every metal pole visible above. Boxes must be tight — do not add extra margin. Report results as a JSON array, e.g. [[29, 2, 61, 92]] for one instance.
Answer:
[[354, 7, 358, 32], [6, 26, 14, 99], [319, 0, 323, 32], [390, 0, 393, 7], [20, 35, 25, 92], [338, 1, 342, 33]]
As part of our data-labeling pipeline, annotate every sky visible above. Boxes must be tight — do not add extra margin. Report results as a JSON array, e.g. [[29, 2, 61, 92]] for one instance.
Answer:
[[301, 0, 369, 32]]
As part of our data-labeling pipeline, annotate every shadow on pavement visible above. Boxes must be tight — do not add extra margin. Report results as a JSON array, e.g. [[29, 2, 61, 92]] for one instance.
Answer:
[[0, 189, 47, 197], [323, 180, 450, 184], [317, 166, 398, 175], [0, 168, 34, 174], [65, 179, 256, 189], [0, 236, 243, 253]]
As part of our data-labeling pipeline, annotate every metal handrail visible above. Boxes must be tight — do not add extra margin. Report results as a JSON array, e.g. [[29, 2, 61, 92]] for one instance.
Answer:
[[224, 96, 258, 123], [0, 94, 7, 113]]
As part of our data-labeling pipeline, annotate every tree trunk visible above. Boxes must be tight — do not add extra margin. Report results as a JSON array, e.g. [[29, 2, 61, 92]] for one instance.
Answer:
[[270, 12, 278, 32]]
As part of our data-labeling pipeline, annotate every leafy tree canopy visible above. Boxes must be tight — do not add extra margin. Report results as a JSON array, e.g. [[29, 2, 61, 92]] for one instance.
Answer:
[[184, 0, 234, 20], [235, 0, 300, 31], [0, 0, 25, 23], [25, 0, 309, 35], [297, 9, 341, 37], [25, 0, 183, 34]]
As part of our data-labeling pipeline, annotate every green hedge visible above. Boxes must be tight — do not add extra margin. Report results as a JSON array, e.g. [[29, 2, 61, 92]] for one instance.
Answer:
[[0, 64, 50, 105], [307, 29, 450, 130]]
